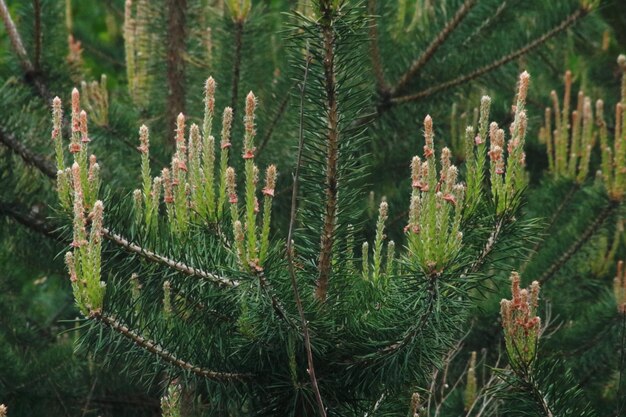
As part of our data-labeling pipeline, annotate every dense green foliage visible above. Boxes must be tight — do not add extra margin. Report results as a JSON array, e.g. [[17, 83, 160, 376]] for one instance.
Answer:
[[1, 1, 626, 417]]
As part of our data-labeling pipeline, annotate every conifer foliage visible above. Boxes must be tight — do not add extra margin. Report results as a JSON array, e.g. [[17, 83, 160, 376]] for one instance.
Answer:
[[1, 0, 626, 417]]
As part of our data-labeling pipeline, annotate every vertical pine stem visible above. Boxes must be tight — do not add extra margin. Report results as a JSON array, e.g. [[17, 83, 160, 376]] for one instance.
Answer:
[[315, 1, 340, 302], [165, 0, 187, 145]]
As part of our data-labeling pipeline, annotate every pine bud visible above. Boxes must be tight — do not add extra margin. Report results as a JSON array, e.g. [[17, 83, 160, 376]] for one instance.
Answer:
[[263, 165, 277, 196], [234, 220, 246, 263], [445, 165, 458, 194], [71, 88, 80, 132], [385, 240, 395, 277], [71, 163, 87, 248], [226, 167, 237, 204], [440, 147, 451, 183], [423, 115, 434, 157], [420, 162, 429, 191], [517, 71, 530, 106], [205, 76, 216, 116], [161, 382, 182, 417], [489, 122, 498, 147], [243, 92, 257, 159], [133, 188, 143, 223], [162, 168, 173, 204], [411, 156, 421, 189], [176, 113, 185, 145], [90, 200, 104, 246], [221, 107, 233, 149], [408, 393, 420, 417], [65, 251, 77, 283], [407, 195, 420, 234], [80, 110, 90, 143], [137, 124, 149, 154], [500, 271, 541, 369], [245, 91, 256, 134]]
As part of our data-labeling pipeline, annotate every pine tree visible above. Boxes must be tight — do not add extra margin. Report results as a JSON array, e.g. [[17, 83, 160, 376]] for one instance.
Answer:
[[1, 1, 625, 416]]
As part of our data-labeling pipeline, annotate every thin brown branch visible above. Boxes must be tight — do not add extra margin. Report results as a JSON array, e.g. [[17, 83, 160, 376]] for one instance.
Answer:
[[391, 7, 588, 106], [165, 0, 187, 144], [93, 312, 251, 381], [315, 2, 341, 303], [230, 19, 244, 112], [255, 269, 296, 326], [0, 128, 235, 287], [520, 184, 579, 274], [390, 0, 477, 97], [367, 0, 389, 94], [102, 228, 237, 287], [539, 201, 618, 284], [0, 0, 33, 72], [0, 0, 48, 99], [287, 51, 327, 417], [0, 127, 56, 178], [0, 200, 63, 242]]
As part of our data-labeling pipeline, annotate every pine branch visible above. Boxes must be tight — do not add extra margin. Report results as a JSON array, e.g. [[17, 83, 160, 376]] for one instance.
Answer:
[[0, 128, 235, 287], [0, 0, 33, 72], [255, 270, 293, 325], [389, 0, 477, 97], [390, 7, 588, 106], [166, 0, 187, 142], [101, 228, 237, 287], [523, 376, 554, 417], [466, 216, 507, 275], [93, 312, 251, 381], [538, 201, 618, 285], [287, 52, 327, 417], [0, 0, 48, 99], [0, 200, 62, 242], [379, 272, 440, 357], [367, 0, 389, 94], [519, 184, 579, 274], [0, 127, 56, 178], [315, 1, 341, 303]]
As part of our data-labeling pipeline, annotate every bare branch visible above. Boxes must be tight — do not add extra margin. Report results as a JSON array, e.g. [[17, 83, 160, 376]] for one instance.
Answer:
[[0, 127, 56, 178], [0, 0, 48, 99], [287, 50, 327, 417], [539, 201, 617, 284], [0, 0, 33, 72], [0, 200, 62, 242], [94, 312, 250, 381], [391, 7, 587, 106], [102, 228, 238, 287], [390, 0, 477, 97]]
